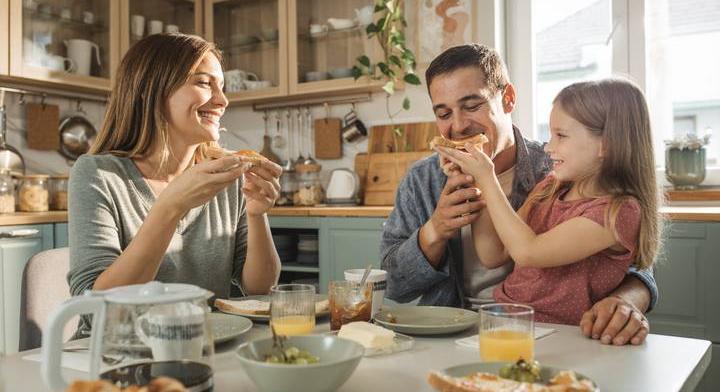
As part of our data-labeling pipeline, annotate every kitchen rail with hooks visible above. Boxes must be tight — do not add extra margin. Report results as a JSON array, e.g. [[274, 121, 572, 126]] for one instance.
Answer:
[[0, 85, 108, 107], [251, 92, 371, 112]]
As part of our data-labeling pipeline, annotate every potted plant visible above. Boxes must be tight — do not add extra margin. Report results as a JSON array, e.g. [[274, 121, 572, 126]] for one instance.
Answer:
[[352, 0, 422, 152]]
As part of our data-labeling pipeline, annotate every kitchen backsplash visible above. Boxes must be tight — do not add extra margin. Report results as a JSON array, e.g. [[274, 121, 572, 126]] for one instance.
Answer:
[[1, 84, 435, 186]]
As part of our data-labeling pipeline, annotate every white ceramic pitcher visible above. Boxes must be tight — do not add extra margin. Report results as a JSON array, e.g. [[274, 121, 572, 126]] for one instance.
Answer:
[[64, 39, 101, 76]]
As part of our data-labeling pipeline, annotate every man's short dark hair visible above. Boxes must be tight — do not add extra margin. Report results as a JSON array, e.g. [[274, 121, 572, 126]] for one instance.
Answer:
[[425, 44, 509, 95]]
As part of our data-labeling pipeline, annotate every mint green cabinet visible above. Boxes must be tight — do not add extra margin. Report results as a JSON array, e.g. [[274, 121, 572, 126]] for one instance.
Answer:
[[319, 217, 385, 293], [0, 224, 54, 354], [54, 223, 68, 248], [268, 216, 386, 294], [647, 222, 720, 392]]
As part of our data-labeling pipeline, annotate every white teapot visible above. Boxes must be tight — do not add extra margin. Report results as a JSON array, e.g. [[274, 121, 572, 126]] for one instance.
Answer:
[[41, 281, 214, 391]]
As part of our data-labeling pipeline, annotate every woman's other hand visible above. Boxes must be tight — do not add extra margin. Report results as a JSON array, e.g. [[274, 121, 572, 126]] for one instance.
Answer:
[[242, 159, 282, 216], [156, 156, 247, 215]]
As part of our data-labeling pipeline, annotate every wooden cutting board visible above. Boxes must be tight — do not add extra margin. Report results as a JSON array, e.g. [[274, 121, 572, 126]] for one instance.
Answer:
[[368, 121, 439, 153], [314, 118, 343, 159], [363, 151, 431, 205], [26, 103, 60, 150]]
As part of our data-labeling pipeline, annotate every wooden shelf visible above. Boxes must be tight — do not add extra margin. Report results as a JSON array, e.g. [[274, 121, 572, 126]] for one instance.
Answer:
[[665, 186, 720, 202]]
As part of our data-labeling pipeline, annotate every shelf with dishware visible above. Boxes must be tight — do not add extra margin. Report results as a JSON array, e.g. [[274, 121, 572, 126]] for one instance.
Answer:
[[6, 0, 119, 92], [120, 0, 203, 56]]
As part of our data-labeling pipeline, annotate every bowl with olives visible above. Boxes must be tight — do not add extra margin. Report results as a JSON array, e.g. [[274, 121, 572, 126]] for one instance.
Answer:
[[235, 335, 364, 392]]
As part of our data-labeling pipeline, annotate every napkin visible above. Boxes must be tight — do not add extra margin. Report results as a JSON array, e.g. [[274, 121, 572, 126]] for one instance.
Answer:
[[23, 351, 90, 372], [454, 327, 556, 349]]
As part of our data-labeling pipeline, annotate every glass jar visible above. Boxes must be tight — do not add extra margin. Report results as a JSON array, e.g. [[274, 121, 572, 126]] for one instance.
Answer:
[[293, 163, 324, 206], [665, 146, 706, 190], [0, 169, 15, 214], [277, 164, 296, 207], [17, 174, 50, 212], [50, 175, 69, 210]]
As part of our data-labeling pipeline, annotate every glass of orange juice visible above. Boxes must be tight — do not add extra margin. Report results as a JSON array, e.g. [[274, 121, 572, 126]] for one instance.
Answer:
[[479, 303, 534, 362], [270, 284, 316, 336]]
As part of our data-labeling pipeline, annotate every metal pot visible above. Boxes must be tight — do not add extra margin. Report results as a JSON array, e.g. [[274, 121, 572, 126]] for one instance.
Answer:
[[58, 113, 97, 160]]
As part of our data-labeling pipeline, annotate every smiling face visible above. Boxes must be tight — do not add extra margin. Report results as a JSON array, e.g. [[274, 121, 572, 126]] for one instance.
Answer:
[[545, 104, 604, 183], [429, 66, 515, 160], [165, 52, 228, 147]]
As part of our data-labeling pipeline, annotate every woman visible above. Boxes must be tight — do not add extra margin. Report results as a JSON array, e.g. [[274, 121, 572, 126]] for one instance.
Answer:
[[68, 34, 281, 333]]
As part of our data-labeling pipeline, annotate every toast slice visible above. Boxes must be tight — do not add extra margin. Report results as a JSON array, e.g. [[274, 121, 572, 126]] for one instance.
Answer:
[[427, 370, 595, 392], [429, 134, 489, 151], [205, 146, 267, 166], [214, 298, 270, 315]]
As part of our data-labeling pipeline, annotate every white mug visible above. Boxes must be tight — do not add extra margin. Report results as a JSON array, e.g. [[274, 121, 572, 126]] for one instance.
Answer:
[[131, 15, 145, 37], [64, 39, 101, 76], [165, 24, 179, 33], [344, 269, 387, 317], [135, 302, 205, 361], [82, 11, 94, 24], [148, 20, 163, 35], [46, 55, 75, 72]]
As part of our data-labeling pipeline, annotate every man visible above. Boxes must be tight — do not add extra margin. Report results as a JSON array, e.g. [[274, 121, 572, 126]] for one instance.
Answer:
[[381, 44, 657, 345]]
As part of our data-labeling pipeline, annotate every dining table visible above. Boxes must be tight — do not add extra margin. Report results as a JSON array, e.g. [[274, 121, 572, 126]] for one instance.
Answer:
[[2, 318, 711, 392]]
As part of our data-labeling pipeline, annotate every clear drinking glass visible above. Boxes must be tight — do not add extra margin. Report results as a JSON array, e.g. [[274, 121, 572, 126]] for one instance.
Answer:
[[479, 303, 534, 362], [328, 280, 372, 331], [270, 284, 316, 336]]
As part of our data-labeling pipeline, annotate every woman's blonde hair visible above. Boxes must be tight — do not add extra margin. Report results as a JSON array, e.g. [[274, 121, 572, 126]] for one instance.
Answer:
[[90, 33, 222, 172], [523, 78, 662, 269]]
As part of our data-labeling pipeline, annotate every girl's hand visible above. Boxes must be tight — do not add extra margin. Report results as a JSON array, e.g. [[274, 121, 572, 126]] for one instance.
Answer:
[[158, 156, 250, 215], [435, 143, 495, 189], [242, 159, 283, 217]]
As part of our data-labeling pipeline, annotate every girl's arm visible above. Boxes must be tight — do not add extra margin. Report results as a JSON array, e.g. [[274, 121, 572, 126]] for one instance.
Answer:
[[471, 205, 510, 268], [437, 145, 617, 269]]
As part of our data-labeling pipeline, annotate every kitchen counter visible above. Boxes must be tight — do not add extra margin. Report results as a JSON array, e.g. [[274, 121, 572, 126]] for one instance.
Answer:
[[0, 206, 719, 226]]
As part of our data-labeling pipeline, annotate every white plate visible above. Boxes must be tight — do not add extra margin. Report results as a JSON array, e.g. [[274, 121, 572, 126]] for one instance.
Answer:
[[216, 294, 329, 322]]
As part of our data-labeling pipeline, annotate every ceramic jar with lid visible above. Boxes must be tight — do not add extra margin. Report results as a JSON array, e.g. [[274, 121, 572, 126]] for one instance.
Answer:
[[293, 163, 324, 206], [18, 174, 50, 212], [50, 174, 69, 210], [0, 169, 15, 213]]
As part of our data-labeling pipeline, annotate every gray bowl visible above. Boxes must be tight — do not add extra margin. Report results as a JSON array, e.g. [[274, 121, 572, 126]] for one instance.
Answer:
[[328, 67, 353, 79], [236, 335, 364, 392]]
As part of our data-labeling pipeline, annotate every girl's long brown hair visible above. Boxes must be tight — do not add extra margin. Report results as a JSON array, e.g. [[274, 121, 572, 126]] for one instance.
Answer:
[[522, 78, 662, 269], [90, 33, 222, 172]]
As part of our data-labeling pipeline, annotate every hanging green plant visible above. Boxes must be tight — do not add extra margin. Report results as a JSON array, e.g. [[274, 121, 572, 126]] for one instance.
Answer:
[[352, 0, 422, 152]]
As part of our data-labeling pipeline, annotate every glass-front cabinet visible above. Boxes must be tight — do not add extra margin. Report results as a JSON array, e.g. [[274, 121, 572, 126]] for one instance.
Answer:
[[120, 0, 203, 55], [8, 0, 119, 91], [288, 0, 381, 95], [1, 0, 9, 75], [205, 0, 288, 104]]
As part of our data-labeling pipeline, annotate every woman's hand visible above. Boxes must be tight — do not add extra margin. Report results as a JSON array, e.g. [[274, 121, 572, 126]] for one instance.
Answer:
[[156, 156, 249, 216], [435, 143, 495, 189], [242, 159, 282, 217]]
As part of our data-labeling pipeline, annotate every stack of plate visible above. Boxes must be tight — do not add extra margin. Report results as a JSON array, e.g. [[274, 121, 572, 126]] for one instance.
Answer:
[[296, 233, 319, 265], [272, 233, 297, 263]]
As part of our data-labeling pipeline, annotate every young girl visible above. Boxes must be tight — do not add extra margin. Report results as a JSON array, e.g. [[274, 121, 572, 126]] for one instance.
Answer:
[[436, 78, 662, 325]]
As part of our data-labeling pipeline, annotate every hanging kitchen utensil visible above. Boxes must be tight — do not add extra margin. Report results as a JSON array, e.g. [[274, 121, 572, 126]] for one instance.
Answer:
[[303, 107, 318, 165], [292, 108, 304, 166], [259, 111, 281, 164], [341, 105, 367, 143], [59, 100, 97, 160], [0, 90, 26, 176], [272, 110, 285, 149]]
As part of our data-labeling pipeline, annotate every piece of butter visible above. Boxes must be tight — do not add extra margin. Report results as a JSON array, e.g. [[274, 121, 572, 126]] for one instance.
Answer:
[[338, 321, 395, 349]]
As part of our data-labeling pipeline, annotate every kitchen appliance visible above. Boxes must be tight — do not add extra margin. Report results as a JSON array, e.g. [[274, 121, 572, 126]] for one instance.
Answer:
[[59, 101, 97, 160], [325, 168, 359, 205], [0, 91, 26, 176], [42, 281, 215, 391], [64, 39, 101, 76]]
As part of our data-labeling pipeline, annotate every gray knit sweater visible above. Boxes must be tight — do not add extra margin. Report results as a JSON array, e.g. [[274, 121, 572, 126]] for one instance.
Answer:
[[67, 154, 247, 333]]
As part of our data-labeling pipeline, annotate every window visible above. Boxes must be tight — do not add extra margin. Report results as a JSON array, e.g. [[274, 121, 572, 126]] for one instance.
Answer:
[[508, 0, 720, 184]]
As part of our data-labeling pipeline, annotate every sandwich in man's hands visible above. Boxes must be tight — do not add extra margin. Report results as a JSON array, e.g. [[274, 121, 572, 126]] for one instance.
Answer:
[[205, 145, 267, 166], [429, 133, 489, 151]]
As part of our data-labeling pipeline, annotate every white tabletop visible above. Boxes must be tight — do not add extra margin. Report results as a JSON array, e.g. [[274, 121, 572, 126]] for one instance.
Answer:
[[3, 321, 711, 392]]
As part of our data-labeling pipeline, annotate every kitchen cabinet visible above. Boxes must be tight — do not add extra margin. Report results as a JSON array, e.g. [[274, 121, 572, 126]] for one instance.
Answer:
[[120, 0, 203, 56], [204, 0, 289, 104], [8, 0, 120, 92], [0, 223, 53, 355], [1, 0, 9, 75], [268, 215, 384, 294], [287, 0, 383, 97], [646, 222, 720, 392], [54, 222, 67, 247]]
